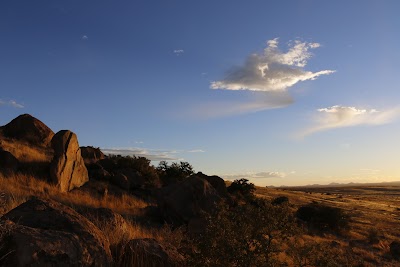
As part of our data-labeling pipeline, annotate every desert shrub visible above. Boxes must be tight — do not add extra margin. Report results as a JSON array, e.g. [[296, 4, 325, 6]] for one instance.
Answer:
[[107, 155, 160, 188], [186, 197, 297, 267], [296, 203, 350, 233], [271, 196, 289, 205], [227, 178, 255, 200], [157, 161, 194, 185]]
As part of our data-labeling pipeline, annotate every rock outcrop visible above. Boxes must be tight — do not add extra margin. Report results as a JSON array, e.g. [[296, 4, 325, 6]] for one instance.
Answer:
[[1, 114, 54, 147], [156, 175, 222, 226], [50, 130, 89, 192], [0, 149, 19, 173], [80, 146, 105, 165], [196, 172, 228, 199], [118, 238, 184, 267], [0, 198, 112, 266]]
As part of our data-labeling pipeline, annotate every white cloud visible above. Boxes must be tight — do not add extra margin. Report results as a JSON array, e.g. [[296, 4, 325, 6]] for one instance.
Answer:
[[223, 171, 287, 180], [173, 49, 184, 55], [82, 35, 88, 40], [0, 99, 24, 108], [101, 147, 182, 161], [300, 105, 400, 137], [211, 38, 335, 92]]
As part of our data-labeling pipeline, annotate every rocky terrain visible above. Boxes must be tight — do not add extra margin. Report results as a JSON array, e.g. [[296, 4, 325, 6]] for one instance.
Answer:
[[1, 114, 400, 266]]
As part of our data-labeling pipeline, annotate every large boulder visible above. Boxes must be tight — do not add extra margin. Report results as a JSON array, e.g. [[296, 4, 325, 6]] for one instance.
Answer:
[[50, 130, 89, 192], [195, 172, 228, 199], [0, 198, 112, 266], [0, 149, 19, 173], [1, 114, 54, 147], [156, 176, 222, 226], [80, 146, 105, 165], [118, 238, 184, 267]]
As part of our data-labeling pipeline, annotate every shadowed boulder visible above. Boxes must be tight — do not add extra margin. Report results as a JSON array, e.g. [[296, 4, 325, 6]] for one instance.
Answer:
[[195, 172, 228, 199], [79, 207, 130, 245], [80, 146, 105, 165], [1, 114, 54, 147], [0, 149, 19, 173], [0, 198, 112, 266], [50, 130, 89, 192], [156, 175, 222, 226]]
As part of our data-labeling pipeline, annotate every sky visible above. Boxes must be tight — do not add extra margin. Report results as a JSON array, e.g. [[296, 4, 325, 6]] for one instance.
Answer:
[[1, 0, 400, 186]]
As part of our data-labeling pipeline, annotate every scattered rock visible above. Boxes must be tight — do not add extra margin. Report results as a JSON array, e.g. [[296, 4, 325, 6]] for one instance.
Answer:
[[80, 146, 105, 165], [0, 149, 19, 173], [1, 198, 112, 266], [1, 114, 54, 146], [390, 241, 400, 260], [157, 175, 222, 226], [50, 130, 89, 192], [118, 238, 184, 267]]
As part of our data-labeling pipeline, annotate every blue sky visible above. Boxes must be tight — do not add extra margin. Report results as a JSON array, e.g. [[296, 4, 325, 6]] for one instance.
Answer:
[[1, 0, 400, 186]]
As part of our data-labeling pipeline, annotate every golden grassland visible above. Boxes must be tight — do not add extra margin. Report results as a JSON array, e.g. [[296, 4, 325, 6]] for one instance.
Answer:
[[2, 164, 400, 265], [256, 186, 400, 266]]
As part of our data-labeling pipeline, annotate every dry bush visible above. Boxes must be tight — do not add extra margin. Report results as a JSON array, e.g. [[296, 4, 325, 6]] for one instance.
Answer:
[[187, 198, 297, 267]]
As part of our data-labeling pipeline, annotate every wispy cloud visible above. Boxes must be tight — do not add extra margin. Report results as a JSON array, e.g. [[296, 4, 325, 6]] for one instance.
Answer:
[[173, 49, 184, 56], [0, 99, 24, 108], [211, 38, 335, 92], [223, 171, 287, 180], [190, 91, 293, 119], [81, 35, 88, 40], [187, 149, 205, 153], [299, 105, 400, 137]]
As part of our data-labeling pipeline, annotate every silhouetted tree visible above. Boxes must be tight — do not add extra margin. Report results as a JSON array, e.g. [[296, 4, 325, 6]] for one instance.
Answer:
[[227, 178, 255, 199], [157, 161, 194, 185]]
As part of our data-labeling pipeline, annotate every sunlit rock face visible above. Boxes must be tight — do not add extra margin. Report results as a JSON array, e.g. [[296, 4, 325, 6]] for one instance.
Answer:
[[50, 130, 89, 192]]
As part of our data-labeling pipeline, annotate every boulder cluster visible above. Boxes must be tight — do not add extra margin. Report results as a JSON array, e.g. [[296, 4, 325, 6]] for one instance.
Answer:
[[0, 114, 232, 266]]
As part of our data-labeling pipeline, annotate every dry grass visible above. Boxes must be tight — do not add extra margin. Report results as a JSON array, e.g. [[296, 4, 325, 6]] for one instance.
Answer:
[[0, 136, 52, 163], [0, 171, 187, 266], [0, 172, 149, 217]]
